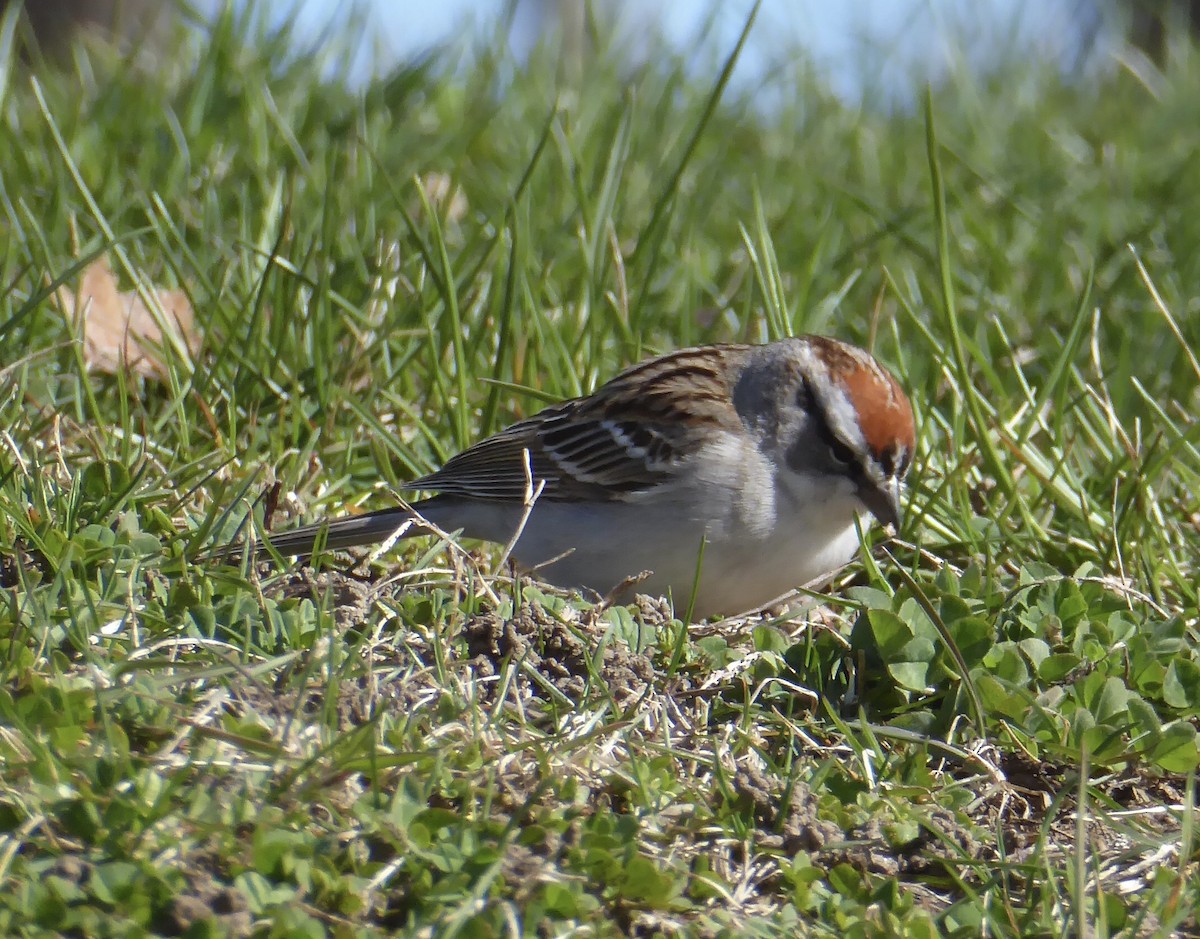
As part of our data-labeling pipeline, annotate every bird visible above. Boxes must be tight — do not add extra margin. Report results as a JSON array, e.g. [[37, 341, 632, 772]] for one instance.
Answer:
[[248, 336, 915, 620]]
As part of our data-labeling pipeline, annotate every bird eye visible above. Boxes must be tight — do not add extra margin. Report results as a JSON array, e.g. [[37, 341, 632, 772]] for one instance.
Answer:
[[829, 438, 856, 466]]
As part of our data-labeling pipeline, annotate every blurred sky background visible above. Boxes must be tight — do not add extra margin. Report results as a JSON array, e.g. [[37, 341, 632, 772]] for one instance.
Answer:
[[227, 0, 1116, 105]]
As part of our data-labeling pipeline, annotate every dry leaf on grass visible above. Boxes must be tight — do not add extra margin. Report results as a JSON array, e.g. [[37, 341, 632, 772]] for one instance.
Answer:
[[55, 257, 200, 381]]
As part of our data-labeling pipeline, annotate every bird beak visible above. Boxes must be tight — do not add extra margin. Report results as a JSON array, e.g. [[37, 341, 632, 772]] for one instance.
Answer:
[[858, 477, 901, 532]]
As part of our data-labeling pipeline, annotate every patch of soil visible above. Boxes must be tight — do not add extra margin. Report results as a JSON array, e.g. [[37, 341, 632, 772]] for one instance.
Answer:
[[734, 757, 975, 891], [229, 668, 439, 735], [43, 851, 251, 938], [0, 542, 53, 588], [462, 603, 657, 705], [159, 852, 252, 938], [263, 565, 673, 714], [979, 752, 1197, 857], [736, 743, 1197, 916], [229, 573, 666, 737], [273, 568, 376, 632], [735, 761, 843, 854]]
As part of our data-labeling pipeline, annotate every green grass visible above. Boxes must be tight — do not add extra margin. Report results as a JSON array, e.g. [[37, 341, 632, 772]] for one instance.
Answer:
[[2, 3, 1200, 935]]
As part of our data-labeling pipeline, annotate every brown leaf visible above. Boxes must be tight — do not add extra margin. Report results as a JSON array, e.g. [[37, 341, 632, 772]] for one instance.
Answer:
[[55, 257, 200, 380]]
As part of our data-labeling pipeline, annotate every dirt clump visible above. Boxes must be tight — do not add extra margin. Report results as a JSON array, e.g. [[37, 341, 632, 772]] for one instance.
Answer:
[[734, 761, 843, 853], [463, 603, 657, 705]]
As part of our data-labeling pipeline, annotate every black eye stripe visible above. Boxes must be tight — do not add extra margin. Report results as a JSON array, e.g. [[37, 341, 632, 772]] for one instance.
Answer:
[[797, 378, 815, 412], [801, 378, 864, 477], [869, 446, 912, 481]]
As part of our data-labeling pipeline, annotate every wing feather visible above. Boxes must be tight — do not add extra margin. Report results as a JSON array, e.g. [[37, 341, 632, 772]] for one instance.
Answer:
[[408, 345, 750, 503]]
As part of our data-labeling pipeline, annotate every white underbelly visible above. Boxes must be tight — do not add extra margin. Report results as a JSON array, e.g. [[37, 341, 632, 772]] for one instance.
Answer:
[[420, 491, 866, 619]]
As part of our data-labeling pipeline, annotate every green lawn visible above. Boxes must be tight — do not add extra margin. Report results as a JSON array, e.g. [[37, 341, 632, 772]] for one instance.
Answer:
[[2, 4, 1199, 936]]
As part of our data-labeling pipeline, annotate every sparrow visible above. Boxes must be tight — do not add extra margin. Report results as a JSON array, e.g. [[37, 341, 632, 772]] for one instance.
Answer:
[[250, 336, 914, 620]]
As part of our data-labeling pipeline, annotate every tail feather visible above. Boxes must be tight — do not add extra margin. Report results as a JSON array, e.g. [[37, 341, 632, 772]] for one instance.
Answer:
[[256, 506, 418, 557]]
